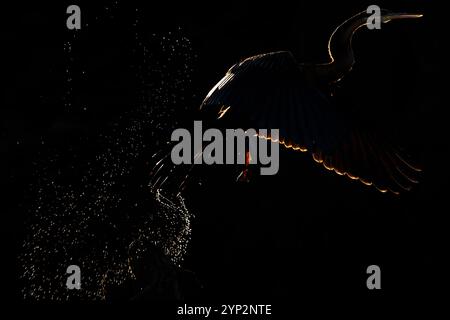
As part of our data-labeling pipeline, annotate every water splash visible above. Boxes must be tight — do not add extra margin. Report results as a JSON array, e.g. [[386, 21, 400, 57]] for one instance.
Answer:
[[19, 10, 196, 301]]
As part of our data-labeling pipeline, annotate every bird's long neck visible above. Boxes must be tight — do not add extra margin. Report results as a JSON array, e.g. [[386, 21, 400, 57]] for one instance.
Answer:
[[314, 12, 369, 84]]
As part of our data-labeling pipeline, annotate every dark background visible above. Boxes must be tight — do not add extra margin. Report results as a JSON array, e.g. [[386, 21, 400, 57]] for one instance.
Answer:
[[4, 0, 448, 309]]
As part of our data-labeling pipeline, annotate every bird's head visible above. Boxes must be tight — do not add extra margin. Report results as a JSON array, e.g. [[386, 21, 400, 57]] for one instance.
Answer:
[[380, 9, 423, 24]]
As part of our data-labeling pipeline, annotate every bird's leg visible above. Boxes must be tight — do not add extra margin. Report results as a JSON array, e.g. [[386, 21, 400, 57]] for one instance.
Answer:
[[236, 150, 252, 182]]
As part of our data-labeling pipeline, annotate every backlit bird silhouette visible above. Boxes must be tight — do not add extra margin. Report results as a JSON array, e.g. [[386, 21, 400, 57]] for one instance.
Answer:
[[151, 9, 423, 195], [198, 9, 423, 195]]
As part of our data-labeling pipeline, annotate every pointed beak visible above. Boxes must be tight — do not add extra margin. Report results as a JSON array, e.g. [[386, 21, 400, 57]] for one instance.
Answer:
[[388, 12, 424, 20]]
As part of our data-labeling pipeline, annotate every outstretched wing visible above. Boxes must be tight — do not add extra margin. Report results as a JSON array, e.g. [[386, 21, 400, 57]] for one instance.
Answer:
[[201, 51, 421, 194], [201, 51, 341, 153]]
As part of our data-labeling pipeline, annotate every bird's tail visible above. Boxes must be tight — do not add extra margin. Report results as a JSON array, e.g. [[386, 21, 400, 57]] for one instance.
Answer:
[[149, 139, 257, 196], [149, 142, 200, 196]]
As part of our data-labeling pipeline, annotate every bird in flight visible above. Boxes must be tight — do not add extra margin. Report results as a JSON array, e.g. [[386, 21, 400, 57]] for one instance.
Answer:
[[199, 9, 423, 195]]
